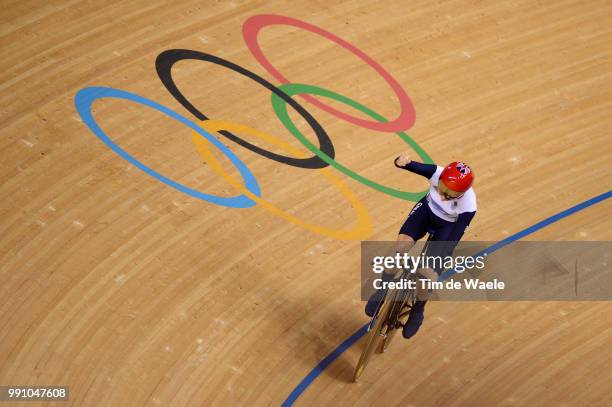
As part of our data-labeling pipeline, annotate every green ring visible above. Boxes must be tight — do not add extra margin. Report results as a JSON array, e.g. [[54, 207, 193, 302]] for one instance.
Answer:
[[271, 83, 434, 201]]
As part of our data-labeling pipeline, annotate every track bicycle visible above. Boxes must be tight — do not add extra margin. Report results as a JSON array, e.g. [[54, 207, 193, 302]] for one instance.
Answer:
[[353, 233, 434, 382]]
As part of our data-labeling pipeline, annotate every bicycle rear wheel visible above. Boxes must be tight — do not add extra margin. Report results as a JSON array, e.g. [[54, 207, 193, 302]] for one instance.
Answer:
[[379, 311, 400, 353], [380, 287, 415, 353]]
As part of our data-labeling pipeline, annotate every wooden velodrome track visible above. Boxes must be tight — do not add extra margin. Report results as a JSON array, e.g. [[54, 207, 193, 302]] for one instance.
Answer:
[[1, 0, 611, 405]]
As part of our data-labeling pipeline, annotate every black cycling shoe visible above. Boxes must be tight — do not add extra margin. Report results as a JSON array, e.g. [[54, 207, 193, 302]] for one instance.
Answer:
[[402, 300, 426, 339], [364, 272, 394, 317]]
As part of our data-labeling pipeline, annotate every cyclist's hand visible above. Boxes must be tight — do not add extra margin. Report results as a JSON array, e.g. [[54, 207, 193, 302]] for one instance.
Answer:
[[395, 152, 411, 167]]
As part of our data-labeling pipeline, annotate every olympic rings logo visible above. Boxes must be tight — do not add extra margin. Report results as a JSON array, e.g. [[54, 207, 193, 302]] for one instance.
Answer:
[[74, 14, 434, 240]]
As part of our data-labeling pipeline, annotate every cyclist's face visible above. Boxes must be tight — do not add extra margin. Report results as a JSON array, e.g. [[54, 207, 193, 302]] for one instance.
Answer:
[[437, 181, 462, 201]]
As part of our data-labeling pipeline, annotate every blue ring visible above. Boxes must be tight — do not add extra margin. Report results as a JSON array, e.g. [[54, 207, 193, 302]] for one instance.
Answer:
[[74, 87, 261, 208]]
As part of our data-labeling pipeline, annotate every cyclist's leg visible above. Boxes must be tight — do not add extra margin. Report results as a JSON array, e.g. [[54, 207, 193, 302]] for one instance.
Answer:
[[393, 197, 430, 280], [415, 214, 454, 300], [365, 197, 429, 317], [396, 197, 430, 263], [404, 212, 454, 338]]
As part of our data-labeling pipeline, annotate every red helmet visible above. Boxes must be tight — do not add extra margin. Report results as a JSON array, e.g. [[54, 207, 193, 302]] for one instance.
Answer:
[[440, 162, 474, 193]]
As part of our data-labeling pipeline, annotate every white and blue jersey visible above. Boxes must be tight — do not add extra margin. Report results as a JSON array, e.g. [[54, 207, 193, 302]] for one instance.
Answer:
[[395, 160, 477, 247]]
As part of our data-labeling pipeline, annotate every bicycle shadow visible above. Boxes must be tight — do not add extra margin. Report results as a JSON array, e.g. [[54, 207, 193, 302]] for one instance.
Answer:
[[264, 269, 369, 384]]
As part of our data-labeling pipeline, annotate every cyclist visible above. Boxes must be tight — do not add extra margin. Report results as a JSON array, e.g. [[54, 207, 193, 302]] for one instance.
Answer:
[[365, 153, 477, 339]]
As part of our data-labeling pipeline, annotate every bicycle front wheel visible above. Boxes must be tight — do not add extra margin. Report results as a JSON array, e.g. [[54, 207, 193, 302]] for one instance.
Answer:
[[353, 297, 393, 382]]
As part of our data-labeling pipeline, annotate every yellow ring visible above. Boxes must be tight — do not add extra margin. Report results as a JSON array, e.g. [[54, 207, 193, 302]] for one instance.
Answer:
[[191, 120, 373, 240]]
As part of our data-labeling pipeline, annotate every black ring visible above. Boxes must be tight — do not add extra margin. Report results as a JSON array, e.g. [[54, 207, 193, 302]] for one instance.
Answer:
[[156, 49, 335, 169]]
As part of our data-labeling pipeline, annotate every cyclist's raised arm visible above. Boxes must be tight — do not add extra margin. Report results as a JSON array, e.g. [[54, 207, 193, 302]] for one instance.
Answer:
[[394, 157, 437, 179]]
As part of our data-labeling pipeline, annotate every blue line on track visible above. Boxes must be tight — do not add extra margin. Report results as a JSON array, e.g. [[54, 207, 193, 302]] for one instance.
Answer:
[[282, 190, 611, 406]]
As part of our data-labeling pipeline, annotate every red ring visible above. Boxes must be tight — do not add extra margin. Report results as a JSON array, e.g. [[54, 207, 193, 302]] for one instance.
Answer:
[[242, 14, 416, 132]]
